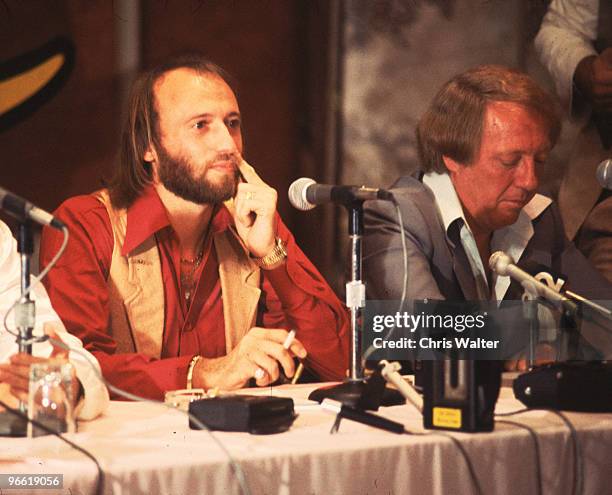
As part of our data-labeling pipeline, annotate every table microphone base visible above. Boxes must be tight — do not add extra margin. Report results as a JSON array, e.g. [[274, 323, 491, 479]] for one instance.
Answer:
[[308, 380, 405, 410], [0, 410, 27, 437]]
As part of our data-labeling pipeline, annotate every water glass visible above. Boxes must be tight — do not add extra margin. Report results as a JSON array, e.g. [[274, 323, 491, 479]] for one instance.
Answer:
[[27, 360, 76, 437]]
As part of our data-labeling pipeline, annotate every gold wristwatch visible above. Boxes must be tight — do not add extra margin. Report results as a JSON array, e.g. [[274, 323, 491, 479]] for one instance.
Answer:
[[252, 237, 288, 270]]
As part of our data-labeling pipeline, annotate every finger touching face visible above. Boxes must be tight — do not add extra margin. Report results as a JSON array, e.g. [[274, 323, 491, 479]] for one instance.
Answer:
[[148, 68, 244, 205]]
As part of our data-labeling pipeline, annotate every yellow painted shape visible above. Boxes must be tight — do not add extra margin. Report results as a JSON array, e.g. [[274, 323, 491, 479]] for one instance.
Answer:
[[0, 54, 65, 114]]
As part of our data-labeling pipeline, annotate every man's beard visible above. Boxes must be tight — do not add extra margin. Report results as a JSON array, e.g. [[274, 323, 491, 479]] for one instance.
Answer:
[[156, 145, 239, 204]]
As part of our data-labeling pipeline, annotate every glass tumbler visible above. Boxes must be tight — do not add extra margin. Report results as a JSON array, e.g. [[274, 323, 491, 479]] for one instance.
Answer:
[[27, 360, 76, 437]]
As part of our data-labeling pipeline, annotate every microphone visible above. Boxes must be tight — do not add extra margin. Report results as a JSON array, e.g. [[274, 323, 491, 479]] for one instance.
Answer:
[[288, 177, 394, 211], [489, 251, 577, 314], [0, 187, 66, 230], [596, 159, 612, 190]]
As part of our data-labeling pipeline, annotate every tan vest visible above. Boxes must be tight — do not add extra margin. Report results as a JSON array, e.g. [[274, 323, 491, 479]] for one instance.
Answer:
[[94, 190, 261, 359]]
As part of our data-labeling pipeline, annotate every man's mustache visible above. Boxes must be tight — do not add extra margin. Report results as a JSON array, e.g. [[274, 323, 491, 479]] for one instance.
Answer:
[[209, 153, 240, 168]]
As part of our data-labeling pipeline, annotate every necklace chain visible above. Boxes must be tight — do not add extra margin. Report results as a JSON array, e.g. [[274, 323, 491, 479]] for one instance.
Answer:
[[180, 252, 204, 265], [180, 244, 206, 309]]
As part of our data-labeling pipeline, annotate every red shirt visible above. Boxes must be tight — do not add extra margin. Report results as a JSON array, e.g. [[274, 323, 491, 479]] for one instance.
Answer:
[[41, 186, 349, 400]]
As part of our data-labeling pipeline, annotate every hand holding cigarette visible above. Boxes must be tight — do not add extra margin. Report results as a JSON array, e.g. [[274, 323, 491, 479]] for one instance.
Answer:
[[283, 330, 305, 385], [192, 327, 306, 390]]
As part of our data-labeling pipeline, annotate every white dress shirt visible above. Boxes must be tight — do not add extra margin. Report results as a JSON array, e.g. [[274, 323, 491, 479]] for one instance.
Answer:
[[423, 172, 552, 302], [534, 0, 599, 115]]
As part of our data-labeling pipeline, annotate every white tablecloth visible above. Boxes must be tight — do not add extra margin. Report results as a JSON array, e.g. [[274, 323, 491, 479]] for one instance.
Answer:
[[1, 382, 611, 495]]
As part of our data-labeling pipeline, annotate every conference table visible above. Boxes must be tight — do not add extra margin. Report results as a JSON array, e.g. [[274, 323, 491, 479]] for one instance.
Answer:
[[1, 379, 611, 495]]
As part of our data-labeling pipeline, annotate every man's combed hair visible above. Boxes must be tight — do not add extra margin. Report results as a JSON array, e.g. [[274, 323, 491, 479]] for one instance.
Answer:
[[109, 54, 234, 208], [416, 64, 562, 173]]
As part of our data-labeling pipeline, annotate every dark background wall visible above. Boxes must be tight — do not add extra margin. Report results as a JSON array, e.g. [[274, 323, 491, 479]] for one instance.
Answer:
[[0, 1, 119, 217], [0, 0, 563, 293]]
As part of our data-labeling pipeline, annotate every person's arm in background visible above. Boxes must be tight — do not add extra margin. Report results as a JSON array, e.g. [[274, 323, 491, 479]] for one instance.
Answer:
[[534, 0, 605, 117], [0, 221, 109, 419]]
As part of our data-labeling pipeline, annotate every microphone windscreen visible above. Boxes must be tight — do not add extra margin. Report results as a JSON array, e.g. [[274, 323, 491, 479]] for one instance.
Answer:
[[596, 159, 612, 190], [288, 177, 316, 211], [489, 251, 513, 275]]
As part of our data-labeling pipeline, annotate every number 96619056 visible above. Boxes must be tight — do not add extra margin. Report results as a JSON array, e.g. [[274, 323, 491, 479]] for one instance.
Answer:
[[0, 474, 63, 489]]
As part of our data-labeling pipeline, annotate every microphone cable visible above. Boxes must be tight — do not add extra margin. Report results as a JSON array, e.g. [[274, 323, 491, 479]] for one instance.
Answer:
[[401, 405, 583, 495], [495, 418, 543, 495], [2, 225, 69, 345], [36, 334, 253, 495], [0, 333, 254, 495], [0, 226, 252, 495], [0, 398, 105, 495], [0, 226, 108, 495], [496, 408, 582, 495], [359, 197, 483, 494], [362, 195, 409, 362], [402, 428, 483, 495]]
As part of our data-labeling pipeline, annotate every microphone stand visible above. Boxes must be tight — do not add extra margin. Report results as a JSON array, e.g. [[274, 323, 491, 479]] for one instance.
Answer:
[[17, 222, 36, 355], [520, 280, 582, 366], [347, 203, 365, 382], [519, 286, 612, 364], [309, 202, 403, 408], [0, 221, 35, 437], [521, 282, 539, 368], [557, 293, 612, 361]]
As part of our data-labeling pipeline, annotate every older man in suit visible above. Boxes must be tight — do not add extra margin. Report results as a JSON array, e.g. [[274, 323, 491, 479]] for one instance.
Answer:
[[364, 65, 612, 362]]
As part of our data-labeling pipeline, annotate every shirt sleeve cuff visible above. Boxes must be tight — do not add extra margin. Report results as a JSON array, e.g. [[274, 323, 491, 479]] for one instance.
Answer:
[[72, 357, 110, 421]]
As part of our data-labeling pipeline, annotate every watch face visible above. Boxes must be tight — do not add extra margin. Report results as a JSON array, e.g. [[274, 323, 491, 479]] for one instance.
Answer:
[[254, 238, 287, 269]]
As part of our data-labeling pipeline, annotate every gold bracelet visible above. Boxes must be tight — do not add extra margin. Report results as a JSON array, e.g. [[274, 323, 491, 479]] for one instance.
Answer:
[[186, 355, 202, 390], [251, 237, 288, 270]]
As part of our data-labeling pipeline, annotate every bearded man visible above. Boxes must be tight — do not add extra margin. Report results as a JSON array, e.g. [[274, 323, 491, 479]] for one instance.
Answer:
[[40, 55, 349, 400]]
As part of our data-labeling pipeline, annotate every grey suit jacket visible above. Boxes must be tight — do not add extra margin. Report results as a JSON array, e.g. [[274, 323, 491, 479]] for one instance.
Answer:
[[363, 175, 612, 356]]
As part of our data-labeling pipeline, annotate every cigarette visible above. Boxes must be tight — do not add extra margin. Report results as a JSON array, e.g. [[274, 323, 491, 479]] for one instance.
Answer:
[[283, 329, 296, 349], [291, 362, 304, 385], [283, 330, 304, 384]]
